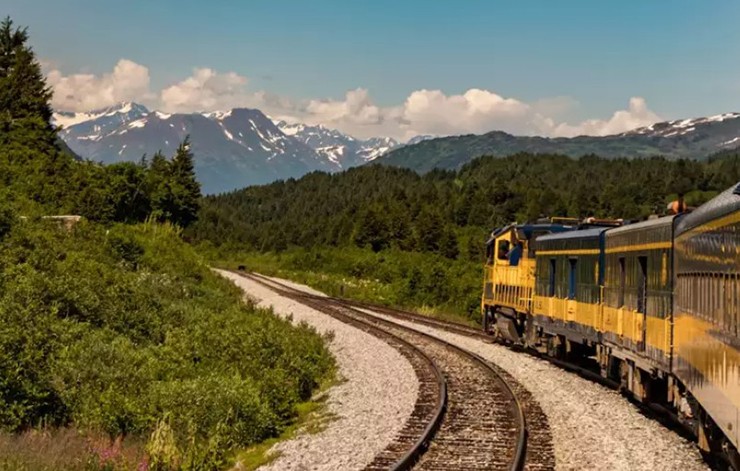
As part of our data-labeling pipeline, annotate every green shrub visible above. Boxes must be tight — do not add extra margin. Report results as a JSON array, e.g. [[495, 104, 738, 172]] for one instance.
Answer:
[[0, 220, 335, 467], [217, 245, 483, 324]]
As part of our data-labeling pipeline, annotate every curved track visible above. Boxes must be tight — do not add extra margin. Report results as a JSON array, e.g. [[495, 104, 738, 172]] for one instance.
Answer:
[[310, 280, 706, 467], [238, 271, 551, 470]]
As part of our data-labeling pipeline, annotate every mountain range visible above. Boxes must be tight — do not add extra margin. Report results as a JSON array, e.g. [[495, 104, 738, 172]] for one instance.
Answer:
[[376, 113, 740, 172], [54, 102, 399, 194], [55, 102, 740, 193]]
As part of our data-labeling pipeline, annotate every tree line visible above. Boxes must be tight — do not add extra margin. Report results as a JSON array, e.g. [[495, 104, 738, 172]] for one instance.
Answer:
[[190, 152, 740, 261]]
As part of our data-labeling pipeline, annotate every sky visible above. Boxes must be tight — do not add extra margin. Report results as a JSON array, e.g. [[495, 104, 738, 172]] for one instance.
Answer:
[[6, 1, 740, 140]]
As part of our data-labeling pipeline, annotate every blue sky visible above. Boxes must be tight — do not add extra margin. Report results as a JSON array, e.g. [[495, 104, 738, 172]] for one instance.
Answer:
[[7, 1, 740, 139]]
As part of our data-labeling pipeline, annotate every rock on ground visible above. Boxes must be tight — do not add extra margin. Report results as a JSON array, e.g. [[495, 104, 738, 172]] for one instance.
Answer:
[[216, 270, 419, 471], [355, 307, 709, 471]]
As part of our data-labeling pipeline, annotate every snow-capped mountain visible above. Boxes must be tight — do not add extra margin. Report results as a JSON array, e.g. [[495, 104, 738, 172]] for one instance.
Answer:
[[53, 101, 150, 130], [54, 102, 397, 194], [622, 112, 740, 147], [274, 121, 399, 168], [377, 112, 740, 172]]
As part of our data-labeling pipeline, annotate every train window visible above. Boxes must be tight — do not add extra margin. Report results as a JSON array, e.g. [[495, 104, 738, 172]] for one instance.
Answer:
[[497, 240, 510, 260], [618, 257, 626, 307], [637, 256, 648, 314], [568, 258, 577, 300], [548, 258, 556, 297]]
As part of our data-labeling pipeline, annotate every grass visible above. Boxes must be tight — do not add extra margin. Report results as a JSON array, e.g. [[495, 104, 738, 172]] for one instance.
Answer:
[[232, 376, 342, 471], [0, 428, 147, 471], [209, 248, 482, 328]]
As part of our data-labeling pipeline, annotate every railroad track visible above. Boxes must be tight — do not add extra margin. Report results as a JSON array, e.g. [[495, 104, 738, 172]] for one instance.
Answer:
[[288, 274, 701, 458], [237, 271, 553, 470], [336, 298, 490, 342]]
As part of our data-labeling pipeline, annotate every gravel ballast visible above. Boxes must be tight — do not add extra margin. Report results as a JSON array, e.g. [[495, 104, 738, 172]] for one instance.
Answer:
[[216, 270, 419, 471], [354, 307, 708, 471], [250, 273, 708, 471]]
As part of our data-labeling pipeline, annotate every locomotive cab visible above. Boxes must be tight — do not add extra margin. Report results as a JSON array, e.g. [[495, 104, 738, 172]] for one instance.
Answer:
[[482, 222, 574, 342]]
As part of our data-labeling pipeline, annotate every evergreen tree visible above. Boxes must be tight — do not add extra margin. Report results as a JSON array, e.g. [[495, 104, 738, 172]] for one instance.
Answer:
[[414, 208, 445, 254], [353, 206, 390, 252], [147, 150, 174, 223], [0, 17, 56, 150], [169, 136, 201, 228]]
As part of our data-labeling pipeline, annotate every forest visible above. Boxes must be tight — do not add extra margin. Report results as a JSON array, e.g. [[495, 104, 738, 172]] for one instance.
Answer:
[[0, 17, 334, 470], [192, 151, 740, 319]]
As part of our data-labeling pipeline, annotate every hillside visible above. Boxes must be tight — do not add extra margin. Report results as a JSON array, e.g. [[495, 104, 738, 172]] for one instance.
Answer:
[[0, 17, 334, 469], [191, 152, 740, 252], [377, 113, 740, 172]]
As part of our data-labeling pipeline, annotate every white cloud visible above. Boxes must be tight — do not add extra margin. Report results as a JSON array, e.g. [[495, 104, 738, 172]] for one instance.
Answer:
[[280, 89, 660, 141], [546, 97, 661, 137], [160, 68, 251, 112], [46, 59, 154, 112], [46, 58, 662, 141], [304, 88, 383, 125], [397, 88, 531, 139]]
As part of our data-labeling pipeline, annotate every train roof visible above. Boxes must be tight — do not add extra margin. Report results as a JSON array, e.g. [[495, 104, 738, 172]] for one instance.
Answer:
[[606, 215, 676, 236], [675, 181, 740, 235], [491, 222, 574, 239], [536, 226, 609, 243]]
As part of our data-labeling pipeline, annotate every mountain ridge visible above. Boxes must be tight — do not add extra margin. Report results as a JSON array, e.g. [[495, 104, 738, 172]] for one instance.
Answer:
[[376, 112, 740, 172], [54, 102, 399, 193], [273, 120, 398, 168]]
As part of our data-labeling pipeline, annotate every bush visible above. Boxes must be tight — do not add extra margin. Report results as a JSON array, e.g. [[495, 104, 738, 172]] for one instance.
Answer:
[[219, 245, 483, 323], [0, 219, 335, 467]]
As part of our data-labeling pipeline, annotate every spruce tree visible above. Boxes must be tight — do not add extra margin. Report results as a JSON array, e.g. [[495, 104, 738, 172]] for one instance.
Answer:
[[147, 151, 174, 222], [170, 136, 201, 227], [0, 16, 56, 150]]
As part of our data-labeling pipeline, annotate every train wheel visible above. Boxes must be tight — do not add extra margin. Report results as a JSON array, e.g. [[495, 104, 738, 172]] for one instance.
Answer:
[[546, 335, 563, 359]]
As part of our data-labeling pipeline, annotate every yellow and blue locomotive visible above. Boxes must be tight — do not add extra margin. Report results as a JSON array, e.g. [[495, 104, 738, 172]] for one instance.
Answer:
[[482, 183, 740, 468]]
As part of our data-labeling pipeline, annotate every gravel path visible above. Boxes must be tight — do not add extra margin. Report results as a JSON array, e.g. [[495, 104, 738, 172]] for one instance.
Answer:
[[250, 274, 708, 471], [216, 270, 419, 471], [352, 307, 708, 471]]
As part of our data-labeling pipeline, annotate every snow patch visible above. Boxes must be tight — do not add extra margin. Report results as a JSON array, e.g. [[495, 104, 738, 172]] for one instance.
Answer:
[[720, 137, 740, 147], [53, 111, 103, 128], [708, 112, 740, 122], [203, 110, 232, 120]]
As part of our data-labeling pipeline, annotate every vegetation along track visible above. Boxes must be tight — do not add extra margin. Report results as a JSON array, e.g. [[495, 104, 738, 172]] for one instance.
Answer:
[[237, 271, 554, 470]]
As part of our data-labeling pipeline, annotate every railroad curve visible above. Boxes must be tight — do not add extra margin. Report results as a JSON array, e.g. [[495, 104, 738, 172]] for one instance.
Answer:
[[238, 271, 554, 470]]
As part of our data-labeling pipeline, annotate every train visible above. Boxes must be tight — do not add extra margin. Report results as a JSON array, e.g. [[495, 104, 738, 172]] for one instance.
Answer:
[[482, 182, 740, 469]]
